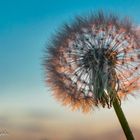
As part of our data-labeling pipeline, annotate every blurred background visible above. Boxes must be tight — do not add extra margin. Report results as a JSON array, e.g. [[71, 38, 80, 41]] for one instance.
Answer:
[[1, 0, 140, 139]]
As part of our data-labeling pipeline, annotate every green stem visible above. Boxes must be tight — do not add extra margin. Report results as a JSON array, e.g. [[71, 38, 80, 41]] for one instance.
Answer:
[[113, 98, 135, 140]]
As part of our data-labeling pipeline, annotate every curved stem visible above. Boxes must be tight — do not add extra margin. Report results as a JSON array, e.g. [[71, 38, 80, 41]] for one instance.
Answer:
[[113, 98, 135, 140]]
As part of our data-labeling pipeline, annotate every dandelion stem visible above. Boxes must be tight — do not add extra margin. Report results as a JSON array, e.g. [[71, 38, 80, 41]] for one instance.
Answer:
[[113, 98, 135, 140]]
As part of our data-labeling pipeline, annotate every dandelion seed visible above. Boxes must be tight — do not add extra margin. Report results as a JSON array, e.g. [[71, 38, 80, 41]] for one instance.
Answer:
[[44, 11, 139, 140], [44, 12, 140, 113]]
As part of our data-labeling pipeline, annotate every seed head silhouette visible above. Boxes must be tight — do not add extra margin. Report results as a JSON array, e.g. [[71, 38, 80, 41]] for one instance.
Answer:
[[44, 12, 140, 113]]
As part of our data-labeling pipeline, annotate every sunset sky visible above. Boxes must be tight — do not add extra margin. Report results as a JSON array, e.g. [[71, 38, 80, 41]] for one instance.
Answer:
[[1, 0, 140, 139]]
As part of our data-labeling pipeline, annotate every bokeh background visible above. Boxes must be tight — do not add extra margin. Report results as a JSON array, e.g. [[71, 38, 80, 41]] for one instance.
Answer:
[[1, 0, 140, 140]]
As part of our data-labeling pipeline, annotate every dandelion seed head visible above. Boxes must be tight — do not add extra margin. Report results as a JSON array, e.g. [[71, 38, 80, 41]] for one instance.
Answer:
[[44, 12, 140, 112]]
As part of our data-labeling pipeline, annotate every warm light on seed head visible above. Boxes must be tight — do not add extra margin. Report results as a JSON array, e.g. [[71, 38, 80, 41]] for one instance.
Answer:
[[44, 12, 140, 112]]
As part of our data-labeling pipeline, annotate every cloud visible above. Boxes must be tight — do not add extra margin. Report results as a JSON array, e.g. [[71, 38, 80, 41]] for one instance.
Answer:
[[69, 128, 140, 140], [25, 109, 61, 120]]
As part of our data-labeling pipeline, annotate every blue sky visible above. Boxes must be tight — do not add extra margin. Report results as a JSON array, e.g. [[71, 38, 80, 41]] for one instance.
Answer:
[[1, 0, 140, 130]]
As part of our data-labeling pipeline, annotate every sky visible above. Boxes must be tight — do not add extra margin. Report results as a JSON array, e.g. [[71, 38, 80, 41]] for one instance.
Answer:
[[1, 0, 140, 139]]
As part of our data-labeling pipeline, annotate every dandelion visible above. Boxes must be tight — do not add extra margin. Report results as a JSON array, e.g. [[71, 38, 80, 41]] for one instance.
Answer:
[[44, 12, 140, 140]]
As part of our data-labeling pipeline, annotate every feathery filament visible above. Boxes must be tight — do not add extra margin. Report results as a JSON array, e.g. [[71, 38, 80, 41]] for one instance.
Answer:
[[44, 12, 140, 112]]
